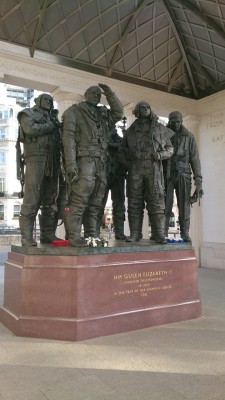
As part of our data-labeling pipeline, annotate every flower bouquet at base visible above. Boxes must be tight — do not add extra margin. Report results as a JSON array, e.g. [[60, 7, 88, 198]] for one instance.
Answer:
[[84, 237, 109, 248], [165, 237, 184, 243], [51, 239, 69, 246]]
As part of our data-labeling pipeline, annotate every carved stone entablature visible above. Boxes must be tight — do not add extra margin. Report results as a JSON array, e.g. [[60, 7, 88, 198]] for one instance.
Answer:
[[0, 52, 197, 116]]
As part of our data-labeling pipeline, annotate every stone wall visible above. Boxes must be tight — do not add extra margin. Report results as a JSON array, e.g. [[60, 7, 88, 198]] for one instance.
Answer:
[[0, 235, 21, 246]]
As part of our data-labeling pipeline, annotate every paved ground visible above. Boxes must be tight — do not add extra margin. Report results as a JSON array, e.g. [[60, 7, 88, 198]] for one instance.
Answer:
[[0, 249, 225, 400]]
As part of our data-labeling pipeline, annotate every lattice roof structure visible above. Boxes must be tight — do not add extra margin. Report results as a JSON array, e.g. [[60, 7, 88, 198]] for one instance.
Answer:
[[1, 0, 225, 99]]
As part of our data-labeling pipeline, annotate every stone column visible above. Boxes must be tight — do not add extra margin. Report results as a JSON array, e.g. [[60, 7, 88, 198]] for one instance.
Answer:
[[183, 115, 202, 263], [51, 90, 83, 118], [197, 102, 225, 269]]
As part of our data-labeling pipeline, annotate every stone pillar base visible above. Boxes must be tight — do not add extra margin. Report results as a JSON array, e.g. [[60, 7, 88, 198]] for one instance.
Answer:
[[200, 242, 225, 269], [0, 242, 201, 341]]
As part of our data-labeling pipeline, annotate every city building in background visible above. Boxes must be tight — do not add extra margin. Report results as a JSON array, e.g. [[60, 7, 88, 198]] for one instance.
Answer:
[[6, 85, 34, 108], [0, 84, 36, 229]]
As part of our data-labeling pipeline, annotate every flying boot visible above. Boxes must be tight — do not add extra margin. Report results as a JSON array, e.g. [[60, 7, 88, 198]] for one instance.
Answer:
[[64, 209, 86, 247], [39, 213, 62, 243], [19, 215, 37, 247], [114, 214, 126, 240], [151, 213, 167, 244]]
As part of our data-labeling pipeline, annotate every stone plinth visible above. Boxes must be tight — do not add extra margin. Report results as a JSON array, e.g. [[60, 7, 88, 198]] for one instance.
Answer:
[[0, 241, 201, 341]]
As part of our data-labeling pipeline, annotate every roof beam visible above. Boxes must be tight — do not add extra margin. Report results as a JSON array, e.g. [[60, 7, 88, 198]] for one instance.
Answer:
[[173, 0, 225, 41], [108, 0, 155, 76], [168, 58, 184, 92], [188, 54, 218, 89], [160, 0, 199, 98], [1, 0, 27, 21], [30, 0, 49, 57], [173, 0, 219, 90]]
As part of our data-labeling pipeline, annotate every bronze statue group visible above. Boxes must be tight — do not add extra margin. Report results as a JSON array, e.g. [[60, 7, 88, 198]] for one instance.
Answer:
[[16, 84, 203, 247]]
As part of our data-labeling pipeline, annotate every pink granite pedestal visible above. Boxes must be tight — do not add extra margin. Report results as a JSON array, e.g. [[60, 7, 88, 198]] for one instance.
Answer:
[[0, 242, 201, 341]]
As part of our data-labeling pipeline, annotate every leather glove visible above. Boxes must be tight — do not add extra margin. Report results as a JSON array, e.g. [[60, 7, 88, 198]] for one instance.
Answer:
[[152, 152, 161, 161], [66, 164, 79, 183], [42, 121, 55, 135], [196, 187, 204, 198], [195, 178, 204, 198], [50, 115, 61, 128], [98, 83, 113, 96]]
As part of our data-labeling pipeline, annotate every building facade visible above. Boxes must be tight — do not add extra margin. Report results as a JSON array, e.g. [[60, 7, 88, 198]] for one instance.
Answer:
[[0, 85, 23, 228]]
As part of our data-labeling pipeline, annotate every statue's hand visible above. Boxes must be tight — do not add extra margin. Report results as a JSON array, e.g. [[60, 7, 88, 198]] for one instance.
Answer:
[[152, 152, 161, 161], [46, 120, 55, 131], [196, 187, 204, 198], [98, 83, 112, 96], [66, 165, 79, 183], [50, 114, 61, 128], [195, 178, 204, 198]]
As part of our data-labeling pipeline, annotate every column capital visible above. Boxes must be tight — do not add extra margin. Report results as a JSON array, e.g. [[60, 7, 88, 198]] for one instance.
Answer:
[[51, 90, 83, 117], [51, 89, 83, 104]]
